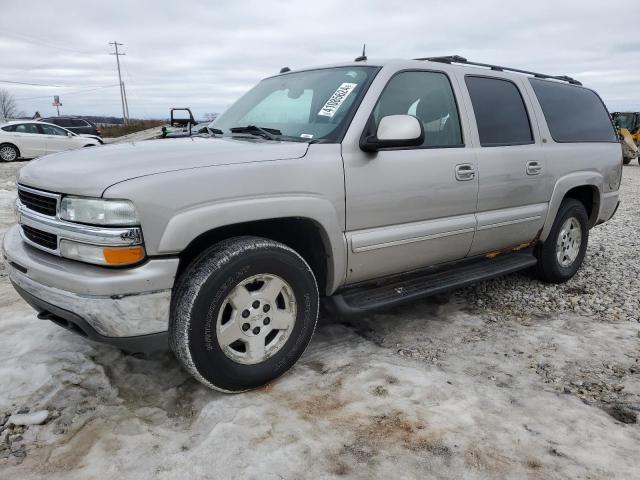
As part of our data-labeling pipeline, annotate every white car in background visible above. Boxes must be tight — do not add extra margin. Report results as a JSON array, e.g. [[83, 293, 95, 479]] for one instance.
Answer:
[[0, 120, 102, 162]]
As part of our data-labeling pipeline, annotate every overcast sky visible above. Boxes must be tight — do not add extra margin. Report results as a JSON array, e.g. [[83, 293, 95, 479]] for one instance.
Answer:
[[1, 0, 638, 119]]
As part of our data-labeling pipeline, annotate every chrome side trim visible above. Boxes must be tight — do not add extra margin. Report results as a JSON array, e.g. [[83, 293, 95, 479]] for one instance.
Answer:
[[17, 200, 142, 256], [352, 227, 475, 253], [477, 215, 542, 231]]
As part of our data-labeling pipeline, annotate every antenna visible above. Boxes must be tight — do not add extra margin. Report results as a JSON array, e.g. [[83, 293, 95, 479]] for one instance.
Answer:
[[354, 44, 367, 62]]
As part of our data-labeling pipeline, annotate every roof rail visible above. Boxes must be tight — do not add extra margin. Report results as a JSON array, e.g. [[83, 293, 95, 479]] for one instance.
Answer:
[[415, 55, 582, 86]]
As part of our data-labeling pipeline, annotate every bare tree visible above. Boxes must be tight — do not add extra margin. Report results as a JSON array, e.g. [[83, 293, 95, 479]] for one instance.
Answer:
[[0, 89, 18, 120]]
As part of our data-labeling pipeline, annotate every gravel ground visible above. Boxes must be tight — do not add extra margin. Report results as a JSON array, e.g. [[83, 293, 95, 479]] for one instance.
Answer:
[[0, 161, 639, 479]]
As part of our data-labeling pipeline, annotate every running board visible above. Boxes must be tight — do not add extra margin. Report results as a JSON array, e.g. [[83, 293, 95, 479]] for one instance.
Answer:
[[327, 253, 537, 316]]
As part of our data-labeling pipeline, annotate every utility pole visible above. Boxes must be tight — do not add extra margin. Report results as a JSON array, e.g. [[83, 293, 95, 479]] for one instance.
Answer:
[[122, 82, 130, 120], [109, 41, 128, 125]]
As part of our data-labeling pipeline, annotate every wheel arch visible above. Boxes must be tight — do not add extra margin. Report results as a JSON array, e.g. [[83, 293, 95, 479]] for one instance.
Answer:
[[540, 173, 602, 242], [175, 217, 337, 296]]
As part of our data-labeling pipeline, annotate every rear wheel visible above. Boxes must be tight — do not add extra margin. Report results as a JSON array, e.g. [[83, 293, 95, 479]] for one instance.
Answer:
[[170, 236, 319, 392], [623, 157, 631, 165], [0, 144, 18, 162], [534, 199, 589, 283]]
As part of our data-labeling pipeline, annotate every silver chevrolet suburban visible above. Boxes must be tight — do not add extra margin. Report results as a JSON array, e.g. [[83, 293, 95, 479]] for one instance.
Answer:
[[2, 56, 622, 392]]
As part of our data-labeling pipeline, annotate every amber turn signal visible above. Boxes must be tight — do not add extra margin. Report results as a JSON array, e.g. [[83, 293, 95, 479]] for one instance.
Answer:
[[103, 246, 146, 266]]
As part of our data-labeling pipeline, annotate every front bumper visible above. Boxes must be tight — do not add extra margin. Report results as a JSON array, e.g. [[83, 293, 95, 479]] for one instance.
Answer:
[[3, 224, 179, 348]]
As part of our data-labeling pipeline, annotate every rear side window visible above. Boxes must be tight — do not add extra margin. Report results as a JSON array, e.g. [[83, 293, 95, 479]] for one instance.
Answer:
[[465, 76, 533, 147], [2, 125, 16, 132], [530, 79, 617, 143], [15, 123, 40, 134], [71, 119, 88, 127]]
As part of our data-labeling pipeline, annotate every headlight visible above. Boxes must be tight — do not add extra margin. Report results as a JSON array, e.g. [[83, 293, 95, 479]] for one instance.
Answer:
[[60, 197, 139, 226], [60, 240, 146, 266]]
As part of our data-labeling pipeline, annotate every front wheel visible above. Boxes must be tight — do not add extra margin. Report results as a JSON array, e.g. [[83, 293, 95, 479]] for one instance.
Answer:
[[170, 236, 319, 392], [534, 199, 589, 283]]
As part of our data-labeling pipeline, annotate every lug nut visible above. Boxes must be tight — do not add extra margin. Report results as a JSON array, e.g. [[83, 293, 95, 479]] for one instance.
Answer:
[[263, 317, 270, 325], [242, 309, 250, 318], [253, 326, 261, 335], [252, 300, 260, 309], [242, 323, 250, 331], [263, 304, 270, 313]]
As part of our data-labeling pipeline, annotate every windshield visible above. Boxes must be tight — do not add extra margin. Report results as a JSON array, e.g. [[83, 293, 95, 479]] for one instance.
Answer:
[[212, 66, 375, 142], [613, 113, 635, 130]]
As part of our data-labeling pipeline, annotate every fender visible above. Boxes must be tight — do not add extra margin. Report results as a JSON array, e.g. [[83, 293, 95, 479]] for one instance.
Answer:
[[540, 171, 603, 242], [157, 195, 347, 293]]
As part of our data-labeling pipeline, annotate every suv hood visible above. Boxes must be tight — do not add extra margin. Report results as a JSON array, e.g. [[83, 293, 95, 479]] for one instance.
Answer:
[[18, 136, 309, 196]]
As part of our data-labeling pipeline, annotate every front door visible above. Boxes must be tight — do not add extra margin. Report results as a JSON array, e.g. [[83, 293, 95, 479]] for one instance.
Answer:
[[39, 123, 76, 154], [342, 69, 479, 283]]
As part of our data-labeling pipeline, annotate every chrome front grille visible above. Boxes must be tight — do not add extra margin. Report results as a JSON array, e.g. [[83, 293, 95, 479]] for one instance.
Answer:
[[21, 224, 58, 250], [17, 186, 59, 216]]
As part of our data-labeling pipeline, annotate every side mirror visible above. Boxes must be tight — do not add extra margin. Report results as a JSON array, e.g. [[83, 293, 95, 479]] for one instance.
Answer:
[[360, 114, 424, 152]]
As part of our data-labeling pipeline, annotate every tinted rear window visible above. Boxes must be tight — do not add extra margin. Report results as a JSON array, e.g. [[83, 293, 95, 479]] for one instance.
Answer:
[[529, 79, 617, 143], [44, 118, 72, 127], [71, 119, 88, 127], [465, 76, 533, 147]]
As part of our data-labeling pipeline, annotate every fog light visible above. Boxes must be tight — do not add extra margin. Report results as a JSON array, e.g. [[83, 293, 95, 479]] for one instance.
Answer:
[[60, 240, 145, 266]]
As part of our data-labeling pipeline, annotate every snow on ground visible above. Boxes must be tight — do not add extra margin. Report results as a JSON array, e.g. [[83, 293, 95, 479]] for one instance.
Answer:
[[0, 161, 639, 479]]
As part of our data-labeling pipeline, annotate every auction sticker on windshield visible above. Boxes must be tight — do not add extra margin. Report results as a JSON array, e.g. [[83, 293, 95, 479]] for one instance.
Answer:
[[318, 83, 358, 117]]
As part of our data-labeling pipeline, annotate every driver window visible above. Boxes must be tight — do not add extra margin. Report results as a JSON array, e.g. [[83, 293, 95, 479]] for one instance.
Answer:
[[373, 71, 463, 147]]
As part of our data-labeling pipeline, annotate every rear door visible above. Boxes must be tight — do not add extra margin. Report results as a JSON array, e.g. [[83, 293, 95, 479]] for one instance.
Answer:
[[458, 74, 550, 256], [11, 123, 47, 158], [342, 68, 479, 283]]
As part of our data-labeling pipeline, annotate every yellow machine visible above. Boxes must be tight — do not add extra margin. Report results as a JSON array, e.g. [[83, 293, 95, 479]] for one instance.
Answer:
[[612, 112, 640, 165]]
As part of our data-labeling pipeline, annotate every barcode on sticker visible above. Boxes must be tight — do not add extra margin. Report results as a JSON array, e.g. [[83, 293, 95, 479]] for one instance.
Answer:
[[318, 83, 357, 117]]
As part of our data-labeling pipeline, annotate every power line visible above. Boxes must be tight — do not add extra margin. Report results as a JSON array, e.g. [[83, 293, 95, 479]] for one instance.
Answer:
[[0, 32, 102, 56], [0, 79, 69, 87], [15, 84, 121, 101]]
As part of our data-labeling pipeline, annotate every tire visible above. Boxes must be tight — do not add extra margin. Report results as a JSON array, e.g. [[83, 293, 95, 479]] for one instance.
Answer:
[[169, 236, 319, 392], [534, 199, 589, 284], [623, 157, 631, 165], [0, 144, 19, 162]]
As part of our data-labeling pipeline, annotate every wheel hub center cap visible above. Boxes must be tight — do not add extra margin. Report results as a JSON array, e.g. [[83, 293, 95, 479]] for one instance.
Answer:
[[241, 299, 270, 337]]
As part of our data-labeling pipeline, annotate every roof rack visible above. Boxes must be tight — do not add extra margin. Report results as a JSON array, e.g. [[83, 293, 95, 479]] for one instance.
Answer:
[[415, 55, 582, 86]]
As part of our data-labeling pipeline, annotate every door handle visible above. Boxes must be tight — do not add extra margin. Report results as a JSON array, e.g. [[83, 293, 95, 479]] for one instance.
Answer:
[[526, 161, 542, 175], [455, 163, 476, 181]]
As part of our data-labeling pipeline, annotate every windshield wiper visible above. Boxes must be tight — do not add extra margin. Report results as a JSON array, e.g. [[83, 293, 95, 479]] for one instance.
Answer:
[[229, 125, 281, 140]]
